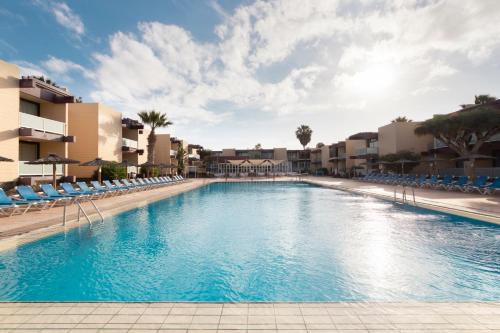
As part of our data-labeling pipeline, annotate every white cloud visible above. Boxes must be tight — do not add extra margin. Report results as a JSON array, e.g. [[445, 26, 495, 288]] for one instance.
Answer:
[[42, 56, 91, 78], [34, 1, 85, 37], [23, 0, 500, 145]]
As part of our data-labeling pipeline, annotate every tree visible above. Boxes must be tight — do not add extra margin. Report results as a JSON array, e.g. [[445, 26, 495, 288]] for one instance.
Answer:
[[295, 125, 312, 150], [415, 101, 500, 177], [254, 143, 262, 150], [176, 145, 187, 175], [475, 94, 496, 105], [391, 116, 412, 123], [316, 142, 325, 148], [137, 110, 173, 164]]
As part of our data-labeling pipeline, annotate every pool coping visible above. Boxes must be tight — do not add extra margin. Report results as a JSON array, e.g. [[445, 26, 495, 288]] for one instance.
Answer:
[[0, 177, 498, 254]]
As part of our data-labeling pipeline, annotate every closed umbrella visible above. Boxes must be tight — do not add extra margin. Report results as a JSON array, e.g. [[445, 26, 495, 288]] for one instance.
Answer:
[[26, 154, 80, 188], [0, 156, 14, 162], [80, 158, 115, 183]]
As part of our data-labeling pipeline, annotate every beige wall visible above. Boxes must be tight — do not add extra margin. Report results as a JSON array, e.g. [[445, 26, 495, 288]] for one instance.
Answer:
[[154, 134, 171, 164], [137, 128, 149, 165], [345, 139, 365, 170], [67, 104, 98, 178], [378, 122, 433, 156], [0, 60, 20, 183], [67, 103, 122, 178], [222, 148, 235, 157], [273, 148, 287, 160], [97, 104, 122, 162], [321, 145, 331, 169]]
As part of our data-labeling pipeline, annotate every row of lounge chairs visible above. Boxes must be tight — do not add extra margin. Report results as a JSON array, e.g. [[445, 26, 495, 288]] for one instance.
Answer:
[[359, 173, 500, 195], [0, 176, 186, 217]]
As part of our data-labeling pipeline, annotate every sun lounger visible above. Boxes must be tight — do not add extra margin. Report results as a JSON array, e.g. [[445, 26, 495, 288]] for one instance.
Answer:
[[121, 179, 143, 191], [446, 175, 468, 191], [480, 178, 500, 195], [15, 185, 59, 208], [435, 175, 453, 190], [61, 182, 100, 199], [0, 188, 33, 216], [103, 180, 128, 194], [111, 179, 135, 192], [40, 184, 79, 203], [91, 181, 121, 195], [462, 175, 488, 193], [77, 181, 110, 198]]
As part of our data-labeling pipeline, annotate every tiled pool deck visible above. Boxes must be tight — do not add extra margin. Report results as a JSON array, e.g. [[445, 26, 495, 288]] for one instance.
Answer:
[[0, 301, 499, 332]]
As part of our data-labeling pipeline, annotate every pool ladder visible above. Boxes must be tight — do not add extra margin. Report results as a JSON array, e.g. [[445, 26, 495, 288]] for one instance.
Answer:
[[394, 185, 416, 206], [62, 198, 104, 226]]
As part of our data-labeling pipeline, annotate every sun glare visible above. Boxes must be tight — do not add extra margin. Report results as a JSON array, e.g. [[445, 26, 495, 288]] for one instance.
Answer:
[[355, 64, 397, 96]]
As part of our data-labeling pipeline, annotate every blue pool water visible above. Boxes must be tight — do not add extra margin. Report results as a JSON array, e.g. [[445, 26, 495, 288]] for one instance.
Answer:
[[0, 182, 499, 301]]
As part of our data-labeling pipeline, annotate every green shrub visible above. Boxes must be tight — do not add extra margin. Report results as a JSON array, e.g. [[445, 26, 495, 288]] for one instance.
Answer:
[[94, 163, 127, 180], [139, 167, 160, 177]]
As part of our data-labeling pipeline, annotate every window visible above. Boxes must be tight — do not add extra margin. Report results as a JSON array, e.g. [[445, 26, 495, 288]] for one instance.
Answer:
[[19, 141, 39, 161], [20, 99, 40, 116]]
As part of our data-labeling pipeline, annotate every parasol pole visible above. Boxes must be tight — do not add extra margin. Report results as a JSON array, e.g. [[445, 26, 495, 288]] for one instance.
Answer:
[[98, 166, 102, 183], [52, 164, 57, 188]]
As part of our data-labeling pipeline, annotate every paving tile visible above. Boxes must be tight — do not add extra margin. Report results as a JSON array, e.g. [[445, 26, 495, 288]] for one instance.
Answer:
[[222, 308, 248, 316], [274, 308, 301, 316], [195, 308, 223, 316], [108, 314, 140, 324], [53, 314, 87, 324], [135, 314, 168, 324], [275, 316, 304, 324], [116, 307, 146, 315], [275, 324, 306, 330], [170, 308, 198, 315], [189, 323, 219, 329], [191, 316, 220, 324], [247, 316, 275, 325], [164, 316, 194, 324], [248, 308, 274, 316], [302, 316, 332, 324], [219, 316, 247, 324], [66, 307, 97, 315], [300, 308, 329, 316], [80, 314, 114, 324]]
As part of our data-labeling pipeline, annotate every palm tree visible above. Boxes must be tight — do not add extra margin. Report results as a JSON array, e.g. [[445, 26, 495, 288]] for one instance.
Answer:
[[137, 110, 173, 164], [391, 116, 412, 123], [295, 125, 313, 150], [254, 143, 262, 150]]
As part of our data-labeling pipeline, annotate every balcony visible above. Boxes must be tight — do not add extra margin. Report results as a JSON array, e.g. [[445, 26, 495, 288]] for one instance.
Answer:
[[189, 153, 200, 160], [19, 112, 65, 135], [170, 149, 177, 157], [354, 147, 379, 157], [19, 161, 63, 176]]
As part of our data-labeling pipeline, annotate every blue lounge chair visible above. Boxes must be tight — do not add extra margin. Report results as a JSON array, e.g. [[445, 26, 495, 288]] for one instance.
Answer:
[[435, 175, 454, 190], [112, 179, 135, 192], [131, 178, 149, 189], [16, 185, 58, 208], [463, 175, 489, 193], [103, 180, 128, 193], [91, 181, 120, 195], [411, 175, 427, 187], [446, 176, 468, 191], [40, 184, 79, 202], [480, 178, 500, 195], [0, 188, 33, 216], [61, 182, 95, 198], [77, 182, 109, 197], [421, 175, 438, 188], [121, 179, 144, 191]]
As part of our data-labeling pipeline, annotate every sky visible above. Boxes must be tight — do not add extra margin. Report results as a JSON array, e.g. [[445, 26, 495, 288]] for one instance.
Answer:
[[1, 0, 500, 150]]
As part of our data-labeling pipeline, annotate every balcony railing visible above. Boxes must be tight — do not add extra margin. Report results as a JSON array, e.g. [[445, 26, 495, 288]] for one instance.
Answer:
[[355, 147, 379, 156], [122, 138, 138, 148], [170, 150, 177, 156], [19, 112, 65, 135], [189, 153, 200, 160], [19, 161, 63, 176]]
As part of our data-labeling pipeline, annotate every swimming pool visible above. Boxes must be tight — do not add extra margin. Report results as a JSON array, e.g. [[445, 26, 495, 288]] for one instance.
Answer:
[[0, 181, 498, 301]]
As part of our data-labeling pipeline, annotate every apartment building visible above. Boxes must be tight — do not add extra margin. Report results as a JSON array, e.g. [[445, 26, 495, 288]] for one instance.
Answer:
[[170, 137, 189, 176], [310, 145, 331, 174], [0, 60, 76, 186]]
